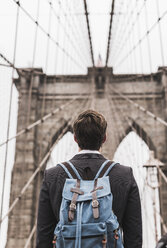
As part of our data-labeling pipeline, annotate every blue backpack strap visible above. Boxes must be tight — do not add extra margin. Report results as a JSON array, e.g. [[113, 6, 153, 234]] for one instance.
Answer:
[[95, 160, 117, 179], [58, 163, 73, 179], [58, 161, 82, 179], [67, 161, 82, 180], [94, 160, 110, 179], [103, 162, 117, 177]]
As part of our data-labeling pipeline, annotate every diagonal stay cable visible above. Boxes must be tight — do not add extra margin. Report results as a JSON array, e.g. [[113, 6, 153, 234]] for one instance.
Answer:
[[50, 0, 89, 67], [145, 178, 167, 233], [105, 0, 115, 66], [0, 93, 88, 148], [83, 0, 94, 66], [106, 88, 134, 166], [46, 0, 88, 67], [0, 63, 12, 68], [12, 0, 85, 71], [24, 221, 37, 248], [157, 165, 167, 185], [0, 53, 16, 69], [115, 8, 167, 69], [0, 1, 20, 237], [111, 0, 146, 65], [0, 121, 69, 225], [108, 89, 167, 233], [0, 52, 44, 76], [109, 85, 167, 127], [23, 94, 93, 248], [0, 94, 88, 225]]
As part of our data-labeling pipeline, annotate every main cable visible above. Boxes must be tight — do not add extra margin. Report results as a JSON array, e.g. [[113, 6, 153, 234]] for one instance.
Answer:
[[83, 0, 94, 67], [105, 0, 115, 66]]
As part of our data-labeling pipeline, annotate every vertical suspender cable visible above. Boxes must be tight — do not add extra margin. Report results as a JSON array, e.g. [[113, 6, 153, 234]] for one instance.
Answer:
[[26, 0, 40, 125], [144, 0, 152, 75], [0, 0, 20, 237], [32, 1, 52, 246], [156, 0, 165, 66]]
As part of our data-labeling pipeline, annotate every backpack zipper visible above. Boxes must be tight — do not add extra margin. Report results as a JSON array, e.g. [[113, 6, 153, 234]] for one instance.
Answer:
[[52, 235, 57, 248], [102, 234, 107, 248], [114, 229, 119, 248], [64, 234, 104, 240]]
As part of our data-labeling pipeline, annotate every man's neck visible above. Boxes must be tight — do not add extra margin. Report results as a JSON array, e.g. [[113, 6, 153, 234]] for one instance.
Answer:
[[77, 149, 100, 154]]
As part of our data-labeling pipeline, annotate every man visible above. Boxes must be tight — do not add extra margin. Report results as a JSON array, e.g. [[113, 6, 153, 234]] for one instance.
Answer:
[[36, 110, 142, 247]]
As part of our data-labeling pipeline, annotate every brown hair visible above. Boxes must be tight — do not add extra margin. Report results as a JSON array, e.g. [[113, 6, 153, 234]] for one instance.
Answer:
[[73, 109, 107, 150]]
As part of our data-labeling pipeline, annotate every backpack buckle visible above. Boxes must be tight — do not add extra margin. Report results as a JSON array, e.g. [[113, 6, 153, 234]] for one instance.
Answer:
[[69, 202, 76, 210], [92, 199, 99, 208]]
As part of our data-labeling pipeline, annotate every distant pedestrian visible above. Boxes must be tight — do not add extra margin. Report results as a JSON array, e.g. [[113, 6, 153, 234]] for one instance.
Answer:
[[36, 110, 142, 248], [156, 233, 167, 248]]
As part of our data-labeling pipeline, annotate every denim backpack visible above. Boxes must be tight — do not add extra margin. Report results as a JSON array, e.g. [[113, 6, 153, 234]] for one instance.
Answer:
[[53, 160, 124, 248]]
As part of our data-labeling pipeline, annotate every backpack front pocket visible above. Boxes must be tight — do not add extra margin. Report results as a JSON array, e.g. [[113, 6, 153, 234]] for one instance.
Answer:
[[56, 222, 107, 248]]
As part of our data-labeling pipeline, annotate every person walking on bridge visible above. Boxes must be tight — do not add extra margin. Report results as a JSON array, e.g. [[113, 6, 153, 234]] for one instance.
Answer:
[[36, 110, 142, 248], [156, 233, 167, 248]]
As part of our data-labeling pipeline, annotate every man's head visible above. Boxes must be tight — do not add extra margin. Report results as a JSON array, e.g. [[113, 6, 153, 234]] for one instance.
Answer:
[[73, 109, 107, 150]]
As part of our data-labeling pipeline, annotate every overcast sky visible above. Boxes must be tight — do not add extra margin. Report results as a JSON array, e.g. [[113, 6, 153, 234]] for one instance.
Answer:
[[0, 0, 167, 75]]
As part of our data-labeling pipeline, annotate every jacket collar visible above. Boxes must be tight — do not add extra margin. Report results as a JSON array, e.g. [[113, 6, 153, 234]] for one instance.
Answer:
[[76, 149, 100, 155], [71, 153, 106, 160]]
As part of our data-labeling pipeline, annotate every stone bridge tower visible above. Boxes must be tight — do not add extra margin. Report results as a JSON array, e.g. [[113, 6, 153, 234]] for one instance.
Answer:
[[7, 67, 167, 247]]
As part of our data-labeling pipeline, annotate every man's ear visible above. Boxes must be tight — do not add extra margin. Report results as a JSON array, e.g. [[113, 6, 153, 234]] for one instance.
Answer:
[[102, 134, 106, 144], [74, 135, 78, 143]]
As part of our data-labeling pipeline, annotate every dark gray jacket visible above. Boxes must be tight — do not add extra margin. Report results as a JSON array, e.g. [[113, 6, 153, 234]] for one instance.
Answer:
[[36, 153, 142, 248]]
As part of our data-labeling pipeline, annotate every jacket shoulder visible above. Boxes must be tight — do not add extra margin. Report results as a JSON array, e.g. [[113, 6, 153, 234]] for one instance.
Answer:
[[44, 164, 65, 183], [114, 163, 132, 173], [110, 163, 134, 183]]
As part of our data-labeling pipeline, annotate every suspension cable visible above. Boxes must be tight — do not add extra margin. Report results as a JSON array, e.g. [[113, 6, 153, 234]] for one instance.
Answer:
[[24, 221, 37, 248], [70, 0, 91, 67], [156, 0, 165, 66], [0, 53, 44, 76], [111, 0, 145, 65], [0, 116, 74, 224], [47, 0, 88, 68], [157, 166, 167, 185], [0, 0, 20, 235], [12, 0, 85, 71], [106, 88, 135, 166], [145, 177, 167, 233], [22, 94, 93, 247], [26, 0, 40, 126], [115, 8, 167, 69], [0, 94, 88, 148], [0, 93, 92, 225], [105, 0, 115, 66], [109, 85, 167, 127], [83, 0, 94, 66], [108, 87, 167, 236], [0, 53, 16, 70], [144, 0, 152, 74]]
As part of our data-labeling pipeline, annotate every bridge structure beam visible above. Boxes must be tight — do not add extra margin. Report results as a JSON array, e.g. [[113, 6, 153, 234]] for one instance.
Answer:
[[5, 66, 167, 247]]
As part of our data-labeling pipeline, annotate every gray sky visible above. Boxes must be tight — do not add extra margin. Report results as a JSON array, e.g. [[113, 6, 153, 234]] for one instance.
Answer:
[[0, 0, 166, 74]]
